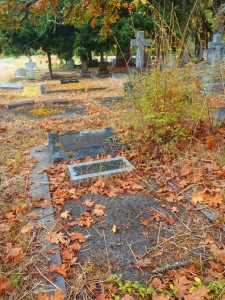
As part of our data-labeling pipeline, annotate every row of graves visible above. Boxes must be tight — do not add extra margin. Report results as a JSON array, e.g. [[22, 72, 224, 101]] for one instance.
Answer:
[[1, 37, 225, 292]]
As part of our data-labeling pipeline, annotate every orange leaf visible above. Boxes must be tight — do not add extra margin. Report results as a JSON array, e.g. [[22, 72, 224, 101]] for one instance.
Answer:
[[70, 231, 86, 243], [50, 263, 69, 278], [206, 138, 216, 149], [140, 217, 148, 226], [82, 199, 95, 207], [135, 258, 151, 269], [45, 232, 68, 245]]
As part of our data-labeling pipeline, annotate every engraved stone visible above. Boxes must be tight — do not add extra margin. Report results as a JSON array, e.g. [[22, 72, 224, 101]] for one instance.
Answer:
[[48, 128, 119, 163]]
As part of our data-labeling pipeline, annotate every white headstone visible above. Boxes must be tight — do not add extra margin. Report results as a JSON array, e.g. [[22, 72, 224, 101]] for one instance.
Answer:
[[25, 58, 36, 80], [130, 31, 150, 68]]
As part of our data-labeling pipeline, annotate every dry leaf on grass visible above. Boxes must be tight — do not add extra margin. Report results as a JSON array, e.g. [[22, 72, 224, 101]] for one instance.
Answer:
[[50, 263, 69, 278]]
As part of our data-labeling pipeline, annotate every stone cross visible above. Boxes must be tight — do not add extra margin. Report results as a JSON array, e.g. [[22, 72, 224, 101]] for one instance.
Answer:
[[25, 58, 36, 80], [67, 58, 75, 71], [207, 33, 225, 66], [130, 31, 150, 68]]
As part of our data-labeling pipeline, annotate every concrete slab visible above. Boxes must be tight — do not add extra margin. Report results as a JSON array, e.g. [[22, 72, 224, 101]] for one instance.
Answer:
[[1, 83, 23, 89], [44, 99, 69, 105], [29, 145, 66, 293], [8, 100, 35, 109]]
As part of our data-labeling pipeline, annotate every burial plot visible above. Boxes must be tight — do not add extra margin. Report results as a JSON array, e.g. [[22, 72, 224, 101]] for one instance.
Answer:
[[1, 83, 23, 89], [48, 128, 119, 163], [68, 156, 134, 183]]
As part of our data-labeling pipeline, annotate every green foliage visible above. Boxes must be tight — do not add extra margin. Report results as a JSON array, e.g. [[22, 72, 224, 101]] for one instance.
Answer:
[[107, 274, 156, 298], [123, 68, 203, 155]]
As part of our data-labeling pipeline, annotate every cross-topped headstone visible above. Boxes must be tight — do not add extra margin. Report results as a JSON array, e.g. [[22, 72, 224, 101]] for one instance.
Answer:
[[130, 31, 150, 68], [25, 58, 36, 80]]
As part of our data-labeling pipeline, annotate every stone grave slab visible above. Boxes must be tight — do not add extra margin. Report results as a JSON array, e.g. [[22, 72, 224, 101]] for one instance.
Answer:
[[40, 84, 106, 94], [1, 83, 23, 89], [60, 79, 79, 84], [68, 156, 134, 183], [8, 100, 35, 109], [15, 68, 26, 77], [48, 128, 119, 163], [44, 99, 69, 105]]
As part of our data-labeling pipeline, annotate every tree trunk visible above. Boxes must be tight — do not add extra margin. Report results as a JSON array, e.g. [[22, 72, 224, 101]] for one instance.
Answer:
[[46, 49, 53, 80]]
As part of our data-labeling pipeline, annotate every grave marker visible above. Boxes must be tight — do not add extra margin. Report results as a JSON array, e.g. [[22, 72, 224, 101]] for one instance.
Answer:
[[130, 31, 150, 68], [60, 79, 79, 84], [15, 68, 26, 77], [44, 99, 69, 105], [25, 58, 37, 80], [7, 100, 35, 109], [67, 58, 75, 71], [216, 107, 225, 122], [68, 156, 134, 183], [1, 83, 23, 89], [48, 128, 119, 163]]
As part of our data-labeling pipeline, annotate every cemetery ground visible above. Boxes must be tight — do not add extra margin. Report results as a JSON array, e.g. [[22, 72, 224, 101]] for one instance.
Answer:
[[0, 64, 225, 300]]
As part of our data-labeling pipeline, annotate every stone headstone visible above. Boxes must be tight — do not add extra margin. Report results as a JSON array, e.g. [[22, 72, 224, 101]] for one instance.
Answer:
[[60, 79, 79, 84], [207, 33, 225, 66], [96, 63, 109, 76], [130, 31, 150, 68], [67, 58, 75, 71], [68, 156, 134, 183], [111, 58, 117, 67], [25, 58, 36, 80], [1, 83, 23, 89], [48, 128, 120, 163], [112, 73, 126, 79], [216, 107, 225, 122], [15, 68, 26, 77]]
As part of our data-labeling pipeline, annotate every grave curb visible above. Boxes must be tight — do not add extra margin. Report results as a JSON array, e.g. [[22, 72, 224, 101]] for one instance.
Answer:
[[7, 100, 35, 109], [29, 145, 66, 293]]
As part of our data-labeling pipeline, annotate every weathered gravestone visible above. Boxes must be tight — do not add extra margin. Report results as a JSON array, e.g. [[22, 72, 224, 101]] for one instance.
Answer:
[[68, 156, 134, 183], [130, 31, 150, 68], [0, 83, 23, 89], [60, 79, 79, 84], [207, 33, 225, 66], [112, 73, 126, 79], [67, 58, 75, 71], [48, 128, 120, 163], [8, 100, 34, 109], [15, 68, 26, 77], [25, 58, 37, 80], [44, 99, 69, 105], [216, 107, 225, 122]]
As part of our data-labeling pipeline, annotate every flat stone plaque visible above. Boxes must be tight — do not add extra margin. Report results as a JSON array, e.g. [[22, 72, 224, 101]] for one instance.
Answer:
[[68, 156, 134, 182], [1, 83, 23, 89], [8, 100, 35, 109], [60, 79, 79, 84], [48, 128, 119, 163], [216, 107, 225, 122]]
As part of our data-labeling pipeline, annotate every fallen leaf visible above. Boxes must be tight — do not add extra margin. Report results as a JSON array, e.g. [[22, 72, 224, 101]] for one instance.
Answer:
[[70, 231, 86, 242], [140, 217, 149, 226], [50, 263, 69, 278], [82, 199, 95, 207], [112, 225, 119, 233], [45, 232, 68, 245], [184, 287, 209, 300], [135, 258, 152, 268], [174, 276, 192, 298], [60, 210, 70, 219], [20, 225, 33, 234]]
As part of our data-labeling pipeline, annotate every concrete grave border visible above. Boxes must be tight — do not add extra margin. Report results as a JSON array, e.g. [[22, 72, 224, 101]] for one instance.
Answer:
[[68, 156, 135, 183], [8, 100, 35, 109], [30, 145, 66, 293], [1, 83, 23, 89], [40, 84, 106, 94]]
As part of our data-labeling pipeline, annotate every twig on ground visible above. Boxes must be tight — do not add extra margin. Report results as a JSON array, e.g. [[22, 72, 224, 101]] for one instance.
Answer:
[[35, 266, 61, 290], [151, 260, 189, 274]]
